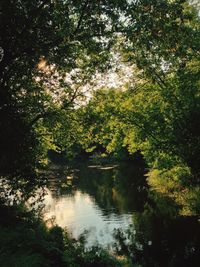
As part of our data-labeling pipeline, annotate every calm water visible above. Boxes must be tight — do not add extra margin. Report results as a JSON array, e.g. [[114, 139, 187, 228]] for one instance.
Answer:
[[44, 190, 132, 247], [44, 161, 147, 248], [43, 161, 200, 266]]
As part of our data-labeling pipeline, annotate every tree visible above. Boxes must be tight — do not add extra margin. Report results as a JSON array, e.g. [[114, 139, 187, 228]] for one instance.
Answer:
[[0, 0, 128, 198]]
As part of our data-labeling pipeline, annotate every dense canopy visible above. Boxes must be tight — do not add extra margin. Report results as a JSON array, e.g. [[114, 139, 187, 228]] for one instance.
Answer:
[[0, 0, 200, 218]]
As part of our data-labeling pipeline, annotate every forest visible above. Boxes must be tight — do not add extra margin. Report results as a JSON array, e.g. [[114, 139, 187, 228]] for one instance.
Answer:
[[0, 0, 200, 266]]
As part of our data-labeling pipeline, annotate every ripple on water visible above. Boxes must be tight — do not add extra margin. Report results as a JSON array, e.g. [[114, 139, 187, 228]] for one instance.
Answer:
[[44, 189, 133, 248]]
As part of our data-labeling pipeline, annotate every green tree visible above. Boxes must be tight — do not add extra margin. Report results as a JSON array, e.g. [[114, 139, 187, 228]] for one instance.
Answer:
[[0, 0, 128, 198]]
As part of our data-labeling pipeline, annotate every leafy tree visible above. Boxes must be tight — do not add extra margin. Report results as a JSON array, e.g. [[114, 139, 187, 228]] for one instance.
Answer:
[[80, 0, 200, 189], [0, 0, 127, 197]]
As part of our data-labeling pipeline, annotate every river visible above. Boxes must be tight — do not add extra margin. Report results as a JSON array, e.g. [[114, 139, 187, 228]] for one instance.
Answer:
[[43, 160, 200, 265]]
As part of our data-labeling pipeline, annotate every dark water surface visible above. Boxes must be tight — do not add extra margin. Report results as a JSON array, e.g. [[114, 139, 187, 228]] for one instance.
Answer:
[[43, 161, 200, 266]]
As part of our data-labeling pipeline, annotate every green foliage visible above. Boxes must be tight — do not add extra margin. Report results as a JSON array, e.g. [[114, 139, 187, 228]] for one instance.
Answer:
[[122, 0, 200, 74], [0, 0, 127, 195], [79, 88, 130, 155], [1, 0, 199, 198], [148, 166, 200, 215], [1, 0, 200, 265], [76, 1, 200, 213]]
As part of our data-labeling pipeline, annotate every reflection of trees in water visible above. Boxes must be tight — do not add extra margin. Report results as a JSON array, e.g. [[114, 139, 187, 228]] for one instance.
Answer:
[[73, 161, 148, 215], [45, 160, 148, 215], [46, 161, 200, 265], [114, 201, 200, 267], [43, 164, 76, 199]]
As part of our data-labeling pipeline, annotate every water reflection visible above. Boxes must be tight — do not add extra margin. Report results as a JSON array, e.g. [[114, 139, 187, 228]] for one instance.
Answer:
[[44, 189, 133, 247], [43, 161, 200, 265], [43, 161, 147, 247], [114, 204, 200, 267]]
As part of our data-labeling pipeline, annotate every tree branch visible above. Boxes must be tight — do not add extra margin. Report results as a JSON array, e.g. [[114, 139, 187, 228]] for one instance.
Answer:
[[73, 0, 90, 36]]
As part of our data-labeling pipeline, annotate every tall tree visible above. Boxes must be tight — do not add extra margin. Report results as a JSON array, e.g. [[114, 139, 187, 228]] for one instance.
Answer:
[[0, 0, 127, 197]]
